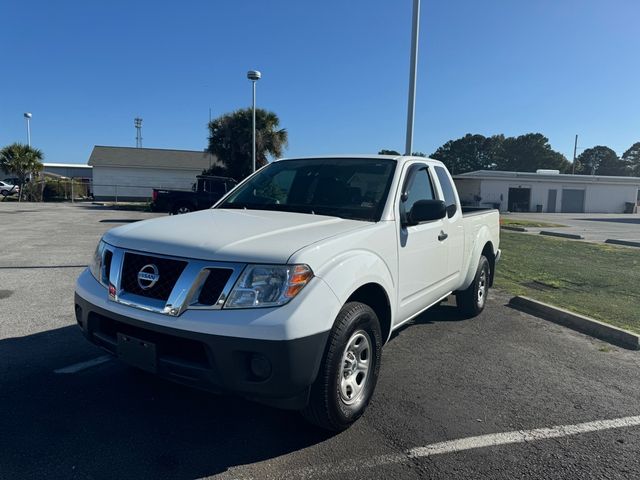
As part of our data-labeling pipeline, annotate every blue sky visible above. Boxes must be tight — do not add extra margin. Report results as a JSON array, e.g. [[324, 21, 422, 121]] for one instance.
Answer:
[[1, 0, 638, 164]]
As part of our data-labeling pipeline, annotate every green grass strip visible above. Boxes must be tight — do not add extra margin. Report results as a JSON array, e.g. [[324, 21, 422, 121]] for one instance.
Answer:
[[496, 231, 640, 333]]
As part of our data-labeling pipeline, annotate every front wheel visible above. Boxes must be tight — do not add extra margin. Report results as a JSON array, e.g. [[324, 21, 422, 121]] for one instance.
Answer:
[[456, 255, 490, 317], [301, 302, 382, 431]]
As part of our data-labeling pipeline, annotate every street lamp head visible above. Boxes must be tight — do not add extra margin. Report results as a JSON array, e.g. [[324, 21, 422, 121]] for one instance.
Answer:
[[24, 112, 32, 118], [247, 70, 261, 81]]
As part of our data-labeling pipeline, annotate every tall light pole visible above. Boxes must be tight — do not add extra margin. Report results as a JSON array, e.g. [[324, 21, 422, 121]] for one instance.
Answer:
[[247, 70, 261, 173], [572, 134, 578, 174], [405, 0, 421, 156], [24, 112, 32, 146]]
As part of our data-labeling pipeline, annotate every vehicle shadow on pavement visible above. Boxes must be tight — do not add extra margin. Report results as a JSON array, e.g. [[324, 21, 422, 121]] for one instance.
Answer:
[[0, 325, 334, 479], [389, 301, 469, 342]]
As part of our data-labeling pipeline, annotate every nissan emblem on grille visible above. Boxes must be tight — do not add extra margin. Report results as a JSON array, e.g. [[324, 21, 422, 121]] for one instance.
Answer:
[[137, 264, 160, 290]]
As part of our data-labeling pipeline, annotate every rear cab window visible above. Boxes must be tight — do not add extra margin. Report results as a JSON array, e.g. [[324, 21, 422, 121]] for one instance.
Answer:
[[434, 166, 458, 217]]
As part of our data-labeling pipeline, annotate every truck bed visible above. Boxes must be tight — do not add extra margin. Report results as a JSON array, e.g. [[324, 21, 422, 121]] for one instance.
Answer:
[[461, 205, 497, 216]]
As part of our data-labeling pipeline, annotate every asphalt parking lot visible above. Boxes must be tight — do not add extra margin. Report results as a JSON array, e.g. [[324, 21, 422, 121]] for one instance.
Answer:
[[505, 212, 640, 243], [1, 203, 640, 479]]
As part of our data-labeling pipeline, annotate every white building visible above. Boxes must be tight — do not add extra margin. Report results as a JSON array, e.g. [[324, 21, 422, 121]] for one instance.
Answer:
[[43, 163, 93, 179], [88, 146, 219, 201], [454, 170, 640, 214]]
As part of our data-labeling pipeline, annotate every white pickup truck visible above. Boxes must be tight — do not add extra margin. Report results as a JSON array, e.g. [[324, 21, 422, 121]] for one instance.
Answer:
[[75, 155, 500, 430]]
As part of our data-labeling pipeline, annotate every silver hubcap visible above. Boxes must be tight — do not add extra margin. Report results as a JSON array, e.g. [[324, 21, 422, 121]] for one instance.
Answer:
[[339, 330, 372, 405], [177, 207, 190, 214], [477, 267, 487, 307]]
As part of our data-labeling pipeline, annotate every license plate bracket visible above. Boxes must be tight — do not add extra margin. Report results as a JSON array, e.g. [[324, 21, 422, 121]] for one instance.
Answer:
[[117, 333, 157, 373]]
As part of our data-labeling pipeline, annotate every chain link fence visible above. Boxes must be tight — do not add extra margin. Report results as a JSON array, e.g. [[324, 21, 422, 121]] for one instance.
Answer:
[[0, 178, 184, 204]]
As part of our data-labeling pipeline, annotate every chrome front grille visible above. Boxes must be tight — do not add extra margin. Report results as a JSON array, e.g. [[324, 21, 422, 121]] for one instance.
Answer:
[[197, 268, 234, 306], [121, 252, 187, 301], [101, 245, 244, 316]]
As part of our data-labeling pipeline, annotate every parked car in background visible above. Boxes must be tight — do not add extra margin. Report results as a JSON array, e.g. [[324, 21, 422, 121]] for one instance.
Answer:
[[151, 175, 237, 214], [76, 155, 500, 430], [0, 181, 19, 197]]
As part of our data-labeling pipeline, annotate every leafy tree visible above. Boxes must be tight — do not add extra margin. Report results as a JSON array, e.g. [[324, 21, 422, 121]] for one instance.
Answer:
[[0, 143, 44, 202], [200, 164, 231, 177], [378, 149, 426, 157], [430, 133, 504, 174], [204, 108, 288, 181], [575, 146, 625, 176], [622, 142, 640, 176], [497, 133, 570, 173]]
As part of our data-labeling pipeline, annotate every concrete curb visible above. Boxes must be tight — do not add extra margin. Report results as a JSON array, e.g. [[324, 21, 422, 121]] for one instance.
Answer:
[[509, 296, 639, 350], [501, 226, 528, 232], [540, 231, 584, 240], [604, 239, 640, 248]]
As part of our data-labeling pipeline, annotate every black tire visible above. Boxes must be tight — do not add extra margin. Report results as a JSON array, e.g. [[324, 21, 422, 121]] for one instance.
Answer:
[[456, 255, 490, 317], [301, 301, 382, 431], [173, 204, 192, 215], [0, 190, 8, 197]]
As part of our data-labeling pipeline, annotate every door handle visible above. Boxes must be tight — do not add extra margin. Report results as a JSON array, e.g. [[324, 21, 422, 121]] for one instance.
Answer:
[[438, 230, 448, 241]]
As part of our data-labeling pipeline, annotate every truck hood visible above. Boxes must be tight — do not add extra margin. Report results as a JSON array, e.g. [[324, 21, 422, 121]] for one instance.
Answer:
[[102, 208, 369, 264]]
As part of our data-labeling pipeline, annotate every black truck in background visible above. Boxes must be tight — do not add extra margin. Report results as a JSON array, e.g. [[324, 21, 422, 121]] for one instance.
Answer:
[[151, 175, 238, 214]]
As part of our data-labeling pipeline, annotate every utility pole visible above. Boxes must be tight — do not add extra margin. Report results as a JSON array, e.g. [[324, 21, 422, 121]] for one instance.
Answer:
[[572, 134, 578, 174], [404, 0, 421, 156]]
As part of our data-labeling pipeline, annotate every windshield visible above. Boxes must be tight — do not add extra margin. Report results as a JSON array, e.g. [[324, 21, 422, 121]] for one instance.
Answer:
[[218, 158, 397, 222]]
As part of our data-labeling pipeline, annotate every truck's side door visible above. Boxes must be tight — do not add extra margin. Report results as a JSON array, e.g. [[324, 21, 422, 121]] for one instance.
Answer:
[[433, 165, 464, 291], [396, 162, 450, 322]]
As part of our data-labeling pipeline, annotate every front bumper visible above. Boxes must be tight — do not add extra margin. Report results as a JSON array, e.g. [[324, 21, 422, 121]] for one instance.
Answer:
[[74, 290, 330, 410]]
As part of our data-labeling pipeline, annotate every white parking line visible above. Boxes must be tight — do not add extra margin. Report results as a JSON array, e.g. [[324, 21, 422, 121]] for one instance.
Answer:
[[54, 355, 112, 374], [407, 415, 640, 458], [221, 415, 640, 479]]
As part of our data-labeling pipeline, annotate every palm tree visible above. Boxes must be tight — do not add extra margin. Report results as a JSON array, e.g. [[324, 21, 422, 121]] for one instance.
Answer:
[[205, 108, 288, 180], [0, 143, 44, 202]]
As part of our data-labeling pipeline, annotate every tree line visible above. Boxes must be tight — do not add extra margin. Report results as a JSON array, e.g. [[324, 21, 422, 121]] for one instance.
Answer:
[[380, 133, 640, 177]]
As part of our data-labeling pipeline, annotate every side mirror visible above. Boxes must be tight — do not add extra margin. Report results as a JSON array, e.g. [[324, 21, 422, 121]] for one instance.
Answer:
[[406, 200, 446, 226]]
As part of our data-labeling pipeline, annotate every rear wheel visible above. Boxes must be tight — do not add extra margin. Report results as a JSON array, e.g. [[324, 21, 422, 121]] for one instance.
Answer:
[[456, 255, 490, 317], [173, 204, 192, 215], [301, 302, 382, 431], [0, 190, 8, 197]]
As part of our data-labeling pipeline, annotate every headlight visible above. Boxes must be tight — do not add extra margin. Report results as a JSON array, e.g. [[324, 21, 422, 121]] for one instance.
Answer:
[[224, 264, 313, 309], [89, 240, 109, 286]]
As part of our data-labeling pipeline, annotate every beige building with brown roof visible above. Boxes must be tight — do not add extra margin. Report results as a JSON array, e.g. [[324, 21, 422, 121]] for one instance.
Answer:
[[88, 146, 219, 200]]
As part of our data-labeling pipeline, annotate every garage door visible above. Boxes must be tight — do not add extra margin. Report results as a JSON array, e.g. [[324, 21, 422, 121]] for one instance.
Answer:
[[561, 189, 585, 213]]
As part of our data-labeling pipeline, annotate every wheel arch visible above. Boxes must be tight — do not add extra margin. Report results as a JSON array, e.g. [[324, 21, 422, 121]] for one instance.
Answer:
[[311, 250, 396, 343], [459, 226, 497, 291], [481, 241, 496, 286], [345, 283, 393, 345]]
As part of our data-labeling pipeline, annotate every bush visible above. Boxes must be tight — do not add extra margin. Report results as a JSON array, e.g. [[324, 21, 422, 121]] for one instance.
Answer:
[[42, 179, 90, 201]]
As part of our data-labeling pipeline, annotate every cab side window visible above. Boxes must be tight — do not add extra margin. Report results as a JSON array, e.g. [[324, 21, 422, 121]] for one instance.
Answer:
[[402, 165, 435, 215]]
